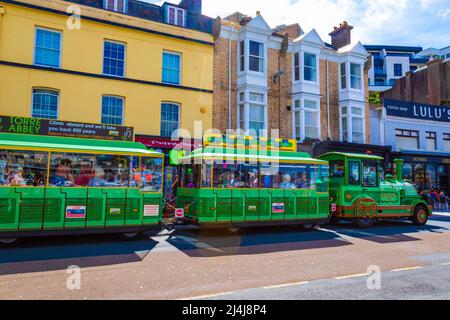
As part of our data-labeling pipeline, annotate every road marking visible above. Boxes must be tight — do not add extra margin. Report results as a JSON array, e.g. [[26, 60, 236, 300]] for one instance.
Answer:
[[180, 291, 234, 300], [391, 266, 423, 272], [334, 273, 369, 280], [440, 262, 450, 266], [263, 281, 309, 289]]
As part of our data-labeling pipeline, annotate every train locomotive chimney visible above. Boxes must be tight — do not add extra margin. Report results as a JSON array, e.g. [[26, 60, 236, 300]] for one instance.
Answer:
[[394, 159, 404, 182]]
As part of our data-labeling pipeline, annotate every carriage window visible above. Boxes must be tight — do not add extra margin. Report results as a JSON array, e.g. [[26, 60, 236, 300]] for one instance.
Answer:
[[329, 161, 344, 178], [138, 157, 163, 192], [316, 165, 329, 193], [261, 164, 315, 189], [49, 153, 136, 188], [0, 150, 48, 186], [213, 162, 259, 189], [348, 161, 360, 185], [363, 161, 378, 187]]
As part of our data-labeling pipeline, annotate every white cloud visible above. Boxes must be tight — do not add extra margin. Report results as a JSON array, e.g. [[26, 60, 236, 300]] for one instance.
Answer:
[[142, 0, 450, 48]]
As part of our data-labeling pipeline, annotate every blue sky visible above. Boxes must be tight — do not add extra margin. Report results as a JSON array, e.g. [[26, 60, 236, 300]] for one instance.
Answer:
[[148, 0, 450, 48]]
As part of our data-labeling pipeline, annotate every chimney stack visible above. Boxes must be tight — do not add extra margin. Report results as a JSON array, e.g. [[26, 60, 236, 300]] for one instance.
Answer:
[[329, 21, 353, 49]]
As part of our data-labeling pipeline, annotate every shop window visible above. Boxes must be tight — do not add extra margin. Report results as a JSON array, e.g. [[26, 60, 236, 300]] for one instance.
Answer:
[[330, 161, 345, 178], [444, 133, 450, 151], [32, 88, 59, 119], [162, 51, 181, 85], [34, 27, 61, 68], [104, 0, 127, 13], [403, 163, 413, 181], [101, 96, 124, 125], [426, 131, 437, 151], [426, 163, 437, 190], [103, 40, 125, 77], [260, 164, 316, 189], [348, 161, 361, 185], [304, 52, 317, 82], [161, 103, 180, 138], [414, 164, 425, 192], [0, 150, 48, 186], [249, 41, 264, 73], [395, 129, 419, 150], [350, 63, 362, 90], [362, 161, 378, 187]]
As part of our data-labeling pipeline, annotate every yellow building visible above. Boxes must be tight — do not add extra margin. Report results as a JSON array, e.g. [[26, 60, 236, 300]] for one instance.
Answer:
[[0, 0, 214, 141]]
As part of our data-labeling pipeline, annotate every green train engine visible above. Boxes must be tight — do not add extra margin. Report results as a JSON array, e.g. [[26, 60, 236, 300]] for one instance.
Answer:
[[317, 152, 431, 228]]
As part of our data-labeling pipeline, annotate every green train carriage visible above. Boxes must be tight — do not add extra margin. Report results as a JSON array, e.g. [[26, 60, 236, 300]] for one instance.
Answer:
[[318, 152, 431, 228], [176, 142, 331, 228], [0, 133, 164, 245]]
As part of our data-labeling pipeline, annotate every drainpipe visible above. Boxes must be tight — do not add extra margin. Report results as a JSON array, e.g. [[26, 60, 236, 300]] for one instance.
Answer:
[[228, 36, 232, 130], [326, 52, 331, 140]]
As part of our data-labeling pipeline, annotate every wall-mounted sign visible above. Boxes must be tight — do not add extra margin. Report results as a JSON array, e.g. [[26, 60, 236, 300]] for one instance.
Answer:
[[384, 99, 450, 123], [0, 116, 134, 141]]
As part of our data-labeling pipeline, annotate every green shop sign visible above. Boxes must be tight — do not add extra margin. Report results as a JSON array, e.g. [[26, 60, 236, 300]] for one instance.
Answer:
[[0, 116, 134, 141]]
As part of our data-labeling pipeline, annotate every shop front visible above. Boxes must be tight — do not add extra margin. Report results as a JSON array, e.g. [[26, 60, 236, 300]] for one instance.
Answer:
[[135, 135, 203, 199]]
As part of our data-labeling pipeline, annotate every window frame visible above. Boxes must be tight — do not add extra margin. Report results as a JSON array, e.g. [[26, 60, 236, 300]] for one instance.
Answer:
[[160, 102, 181, 138], [294, 52, 300, 82], [340, 62, 347, 90], [31, 88, 60, 120], [348, 161, 361, 185], [362, 160, 379, 188], [34, 27, 62, 68], [103, 0, 128, 13], [248, 40, 265, 73], [166, 5, 186, 27], [162, 51, 182, 85], [237, 90, 267, 135], [393, 63, 403, 77], [293, 98, 321, 141], [350, 62, 362, 90], [426, 131, 437, 151], [239, 41, 245, 72], [395, 129, 419, 149], [101, 95, 125, 125], [303, 52, 317, 83], [103, 39, 126, 77], [340, 104, 365, 144]]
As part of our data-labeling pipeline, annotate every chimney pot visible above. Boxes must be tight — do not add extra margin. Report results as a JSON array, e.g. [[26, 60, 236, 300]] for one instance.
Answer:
[[256, 10, 261, 16], [329, 21, 353, 49]]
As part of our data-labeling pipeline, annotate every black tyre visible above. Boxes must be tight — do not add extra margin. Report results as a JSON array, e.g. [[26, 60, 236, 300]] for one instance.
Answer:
[[300, 224, 317, 231], [330, 215, 340, 225], [118, 232, 144, 241], [411, 205, 429, 226], [353, 217, 375, 228], [0, 237, 21, 247]]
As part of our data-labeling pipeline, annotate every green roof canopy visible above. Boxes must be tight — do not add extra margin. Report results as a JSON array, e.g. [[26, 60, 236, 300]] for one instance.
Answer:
[[318, 152, 384, 161], [180, 147, 328, 164], [0, 133, 163, 156]]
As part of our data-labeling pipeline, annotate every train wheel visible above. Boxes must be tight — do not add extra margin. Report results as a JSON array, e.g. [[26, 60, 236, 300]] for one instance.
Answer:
[[119, 232, 144, 241], [411, 205, 429, 226], [300, 224, 316, 231], [353, 217, 374, 228], [330, 215, 340, 225], [0, 237, 21, 247]]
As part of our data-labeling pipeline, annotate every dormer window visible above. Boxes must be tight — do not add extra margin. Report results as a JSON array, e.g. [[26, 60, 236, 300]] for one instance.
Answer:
[[104, 0, 127, 14], [167, 6, 186, 27]]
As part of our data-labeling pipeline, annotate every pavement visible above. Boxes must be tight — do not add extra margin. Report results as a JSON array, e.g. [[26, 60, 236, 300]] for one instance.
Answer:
[[1, 212, 450, 300]]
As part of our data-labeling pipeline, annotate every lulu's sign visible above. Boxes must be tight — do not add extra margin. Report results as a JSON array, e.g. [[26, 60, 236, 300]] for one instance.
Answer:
[[0, 116, 134, 141], [384, 99, 450, 123]]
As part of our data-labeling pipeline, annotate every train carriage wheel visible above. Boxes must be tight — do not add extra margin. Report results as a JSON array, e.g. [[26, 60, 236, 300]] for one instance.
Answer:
[[353, 217, 374, 228], [0, 237, 21, 247], [411, 205, 429, 226], [119, 232, 145, 241]]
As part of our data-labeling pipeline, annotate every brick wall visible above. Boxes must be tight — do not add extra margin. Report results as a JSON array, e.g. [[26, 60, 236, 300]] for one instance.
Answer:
[[267, 48, 292, 138], [212, 37, 237, 132], [319, 60, 340, 141]]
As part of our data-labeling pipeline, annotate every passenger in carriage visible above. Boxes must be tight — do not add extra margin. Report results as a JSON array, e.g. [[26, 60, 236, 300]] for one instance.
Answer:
[[280, 174, 296, 189]]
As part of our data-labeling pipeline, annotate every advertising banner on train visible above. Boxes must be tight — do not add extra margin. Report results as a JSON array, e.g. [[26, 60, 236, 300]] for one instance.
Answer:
[[0, 115, 134, 141]]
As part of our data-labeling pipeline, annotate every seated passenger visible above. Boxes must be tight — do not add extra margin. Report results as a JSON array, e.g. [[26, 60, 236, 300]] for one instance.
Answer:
[[9, 167, 26, 186], [247, 169, 259, 188], [55, 159, 74, 186], [280, 174, 296, 189], [296, 173, 309, 189], [89, 167, 108, 187], [231, 172, 245, 188]]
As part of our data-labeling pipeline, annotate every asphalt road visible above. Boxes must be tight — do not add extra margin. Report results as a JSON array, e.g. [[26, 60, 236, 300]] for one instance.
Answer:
[[1, 212, 450, 300]]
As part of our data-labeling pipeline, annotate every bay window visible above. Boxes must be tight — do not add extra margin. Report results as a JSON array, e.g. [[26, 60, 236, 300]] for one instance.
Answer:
[[249, 41, 264, 73], [293, 98, 320, 141], [294, 52, 300, 81], [341, 105, 364, 143], [350, 63, 362, 90], [340, 63, 347, 89], [237, 91, 267, 135], [304, 52, 317, 82]]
